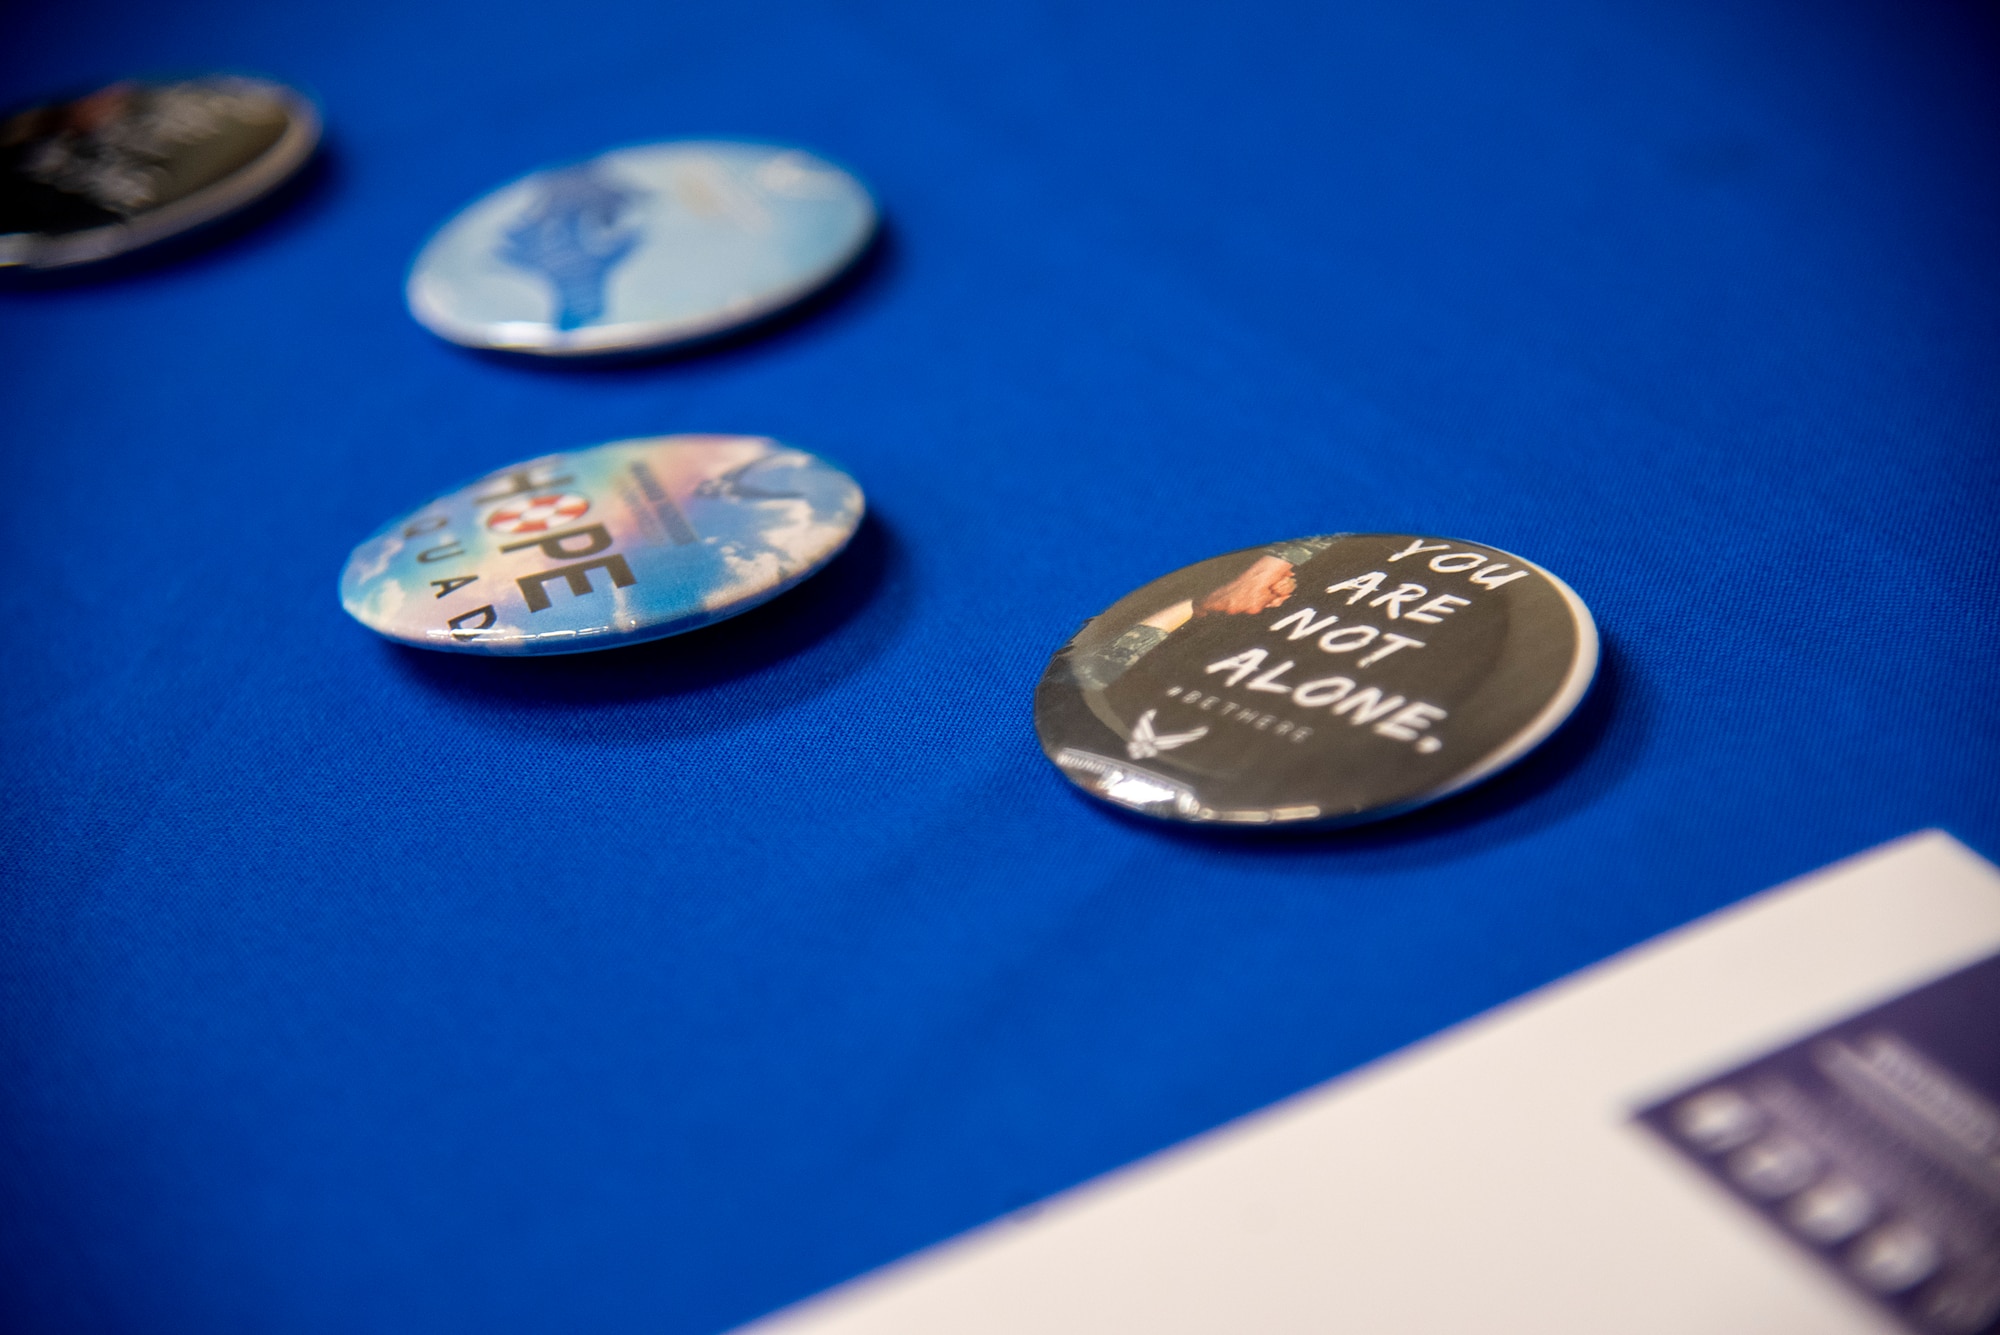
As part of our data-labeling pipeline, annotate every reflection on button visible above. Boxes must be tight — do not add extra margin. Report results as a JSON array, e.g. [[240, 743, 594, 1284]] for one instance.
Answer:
[[1785, 1177, 1877, 1244], [1849, 1221, 1941, 1293], [1728, 1135, 1819, 1198], [1673, 1087, 1763, 1153]]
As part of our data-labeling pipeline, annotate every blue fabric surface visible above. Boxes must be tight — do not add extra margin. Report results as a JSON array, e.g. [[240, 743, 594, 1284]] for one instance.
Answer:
[[3, 1, 1998, 1331]]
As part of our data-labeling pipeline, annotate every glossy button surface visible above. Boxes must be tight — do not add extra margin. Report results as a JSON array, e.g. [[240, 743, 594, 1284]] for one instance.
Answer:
[[1033, 534, 1598, 827], [341, 434, 865, 654], [0, 76, 319, 269], [406, 139, 876, 356]]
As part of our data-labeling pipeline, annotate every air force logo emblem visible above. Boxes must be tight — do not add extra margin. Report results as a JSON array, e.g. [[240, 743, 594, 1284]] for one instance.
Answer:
[[1125, 709, 1209, 761]]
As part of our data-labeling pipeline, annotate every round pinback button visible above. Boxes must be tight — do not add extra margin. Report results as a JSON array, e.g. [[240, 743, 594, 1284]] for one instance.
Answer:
[[406, 140, 877, 357], [0, 76, 319, 270], [1033, 534, 1598, 828], [340, 435, 865, 655]]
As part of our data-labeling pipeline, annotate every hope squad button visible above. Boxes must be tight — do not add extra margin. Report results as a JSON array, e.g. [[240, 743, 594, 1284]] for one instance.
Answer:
[[339, 434, 864, 655]]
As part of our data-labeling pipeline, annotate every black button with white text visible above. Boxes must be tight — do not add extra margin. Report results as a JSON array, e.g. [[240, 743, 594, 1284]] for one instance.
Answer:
[[1032, 534, 1599, 828], [0, 76, 319, 270]]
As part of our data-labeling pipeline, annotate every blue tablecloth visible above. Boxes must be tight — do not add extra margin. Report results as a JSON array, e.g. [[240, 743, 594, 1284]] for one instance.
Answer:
[[4, 1, 1997, 1330]]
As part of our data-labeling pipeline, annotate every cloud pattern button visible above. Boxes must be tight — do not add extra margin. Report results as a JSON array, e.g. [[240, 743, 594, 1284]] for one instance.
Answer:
[[406, 139, 877, 356], [340, 435, 865, 655]]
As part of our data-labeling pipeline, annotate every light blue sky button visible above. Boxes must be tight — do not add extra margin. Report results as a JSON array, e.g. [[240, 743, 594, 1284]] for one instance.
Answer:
[[340, 435, 865, 654], [406, 140, 877, 356]]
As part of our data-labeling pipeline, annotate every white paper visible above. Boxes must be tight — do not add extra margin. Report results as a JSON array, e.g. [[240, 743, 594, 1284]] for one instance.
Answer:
[[743, 831, 2000, 1335]]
